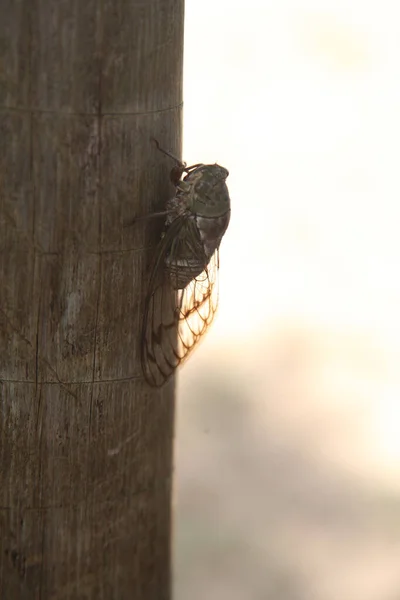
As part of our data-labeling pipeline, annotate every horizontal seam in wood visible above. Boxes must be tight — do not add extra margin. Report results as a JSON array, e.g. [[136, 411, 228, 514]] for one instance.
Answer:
[[0, 102, 183, 117], [0, 246, 154, 257], [0, 482, 171, 511], [1, 375, 143, 385]]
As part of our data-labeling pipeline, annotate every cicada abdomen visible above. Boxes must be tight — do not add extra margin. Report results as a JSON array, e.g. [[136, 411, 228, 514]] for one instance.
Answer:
[[139, 141, 231, 387]]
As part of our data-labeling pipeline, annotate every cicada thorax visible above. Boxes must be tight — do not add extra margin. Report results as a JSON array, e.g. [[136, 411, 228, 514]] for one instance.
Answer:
[[183, 163, 231, 217]]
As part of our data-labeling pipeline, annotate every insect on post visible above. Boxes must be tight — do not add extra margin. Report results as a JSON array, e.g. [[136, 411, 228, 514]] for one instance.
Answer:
[[134, 139, 231, 387]]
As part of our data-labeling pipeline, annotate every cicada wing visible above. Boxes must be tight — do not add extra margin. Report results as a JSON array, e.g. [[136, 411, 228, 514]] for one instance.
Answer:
[[141, 279, 179, 387], [176, 250, 219, 355], [141, 216, 220, 387], [140, 217, 184, 387]]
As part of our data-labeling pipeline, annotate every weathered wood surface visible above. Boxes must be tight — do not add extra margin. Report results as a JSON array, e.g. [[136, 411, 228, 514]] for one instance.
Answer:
[[0, 1, 184, 598]]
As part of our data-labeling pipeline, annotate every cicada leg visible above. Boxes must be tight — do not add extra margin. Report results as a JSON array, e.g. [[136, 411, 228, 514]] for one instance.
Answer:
[[151, 138, 204, 184], [185, 163, 203, 172], [151, 138, 186, 169], [123, 210, 169, 227], [151, 138, 187, 185], [151, 138, 204, 185]]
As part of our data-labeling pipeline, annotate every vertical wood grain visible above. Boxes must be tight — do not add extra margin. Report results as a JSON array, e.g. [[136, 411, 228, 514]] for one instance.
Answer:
[[0, 0, 183, 597]]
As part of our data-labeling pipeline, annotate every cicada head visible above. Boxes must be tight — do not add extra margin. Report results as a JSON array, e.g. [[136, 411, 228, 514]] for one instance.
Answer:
[[186, 164, 230, 218]]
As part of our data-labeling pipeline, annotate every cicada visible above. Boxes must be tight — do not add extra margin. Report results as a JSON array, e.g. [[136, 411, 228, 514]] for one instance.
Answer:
[[138, 139, 231, 387]]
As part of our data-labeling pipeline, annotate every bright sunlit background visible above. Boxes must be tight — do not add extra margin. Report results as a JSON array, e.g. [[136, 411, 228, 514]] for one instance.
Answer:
[[174, 2, 400, 599]]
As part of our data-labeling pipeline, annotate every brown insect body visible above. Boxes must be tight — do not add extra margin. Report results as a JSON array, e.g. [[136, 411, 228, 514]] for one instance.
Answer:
[[140, 142, 231, 387]]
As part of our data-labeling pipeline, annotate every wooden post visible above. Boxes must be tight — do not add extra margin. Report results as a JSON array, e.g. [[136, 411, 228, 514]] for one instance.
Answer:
[[0, 1, 183, 597]]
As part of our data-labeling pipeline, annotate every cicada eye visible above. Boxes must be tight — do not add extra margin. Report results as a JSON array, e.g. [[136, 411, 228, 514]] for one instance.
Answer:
[[215, 166, 229, 179]]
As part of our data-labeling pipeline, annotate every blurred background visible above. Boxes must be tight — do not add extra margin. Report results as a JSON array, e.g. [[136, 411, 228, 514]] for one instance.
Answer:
[[173, 1, 400, 599]]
